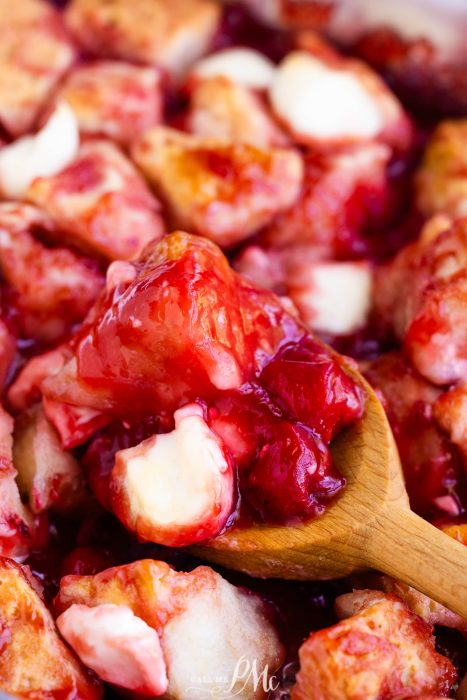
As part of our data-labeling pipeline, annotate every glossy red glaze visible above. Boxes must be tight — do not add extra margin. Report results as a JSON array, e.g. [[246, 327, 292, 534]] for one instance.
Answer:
[[260, 338, 365, 443], [56, 233, 364, 525], [60, 234, 304, 419], [209, 384, 346, 521], [209, 386, 283, 471], [245, 421, 342, 522]]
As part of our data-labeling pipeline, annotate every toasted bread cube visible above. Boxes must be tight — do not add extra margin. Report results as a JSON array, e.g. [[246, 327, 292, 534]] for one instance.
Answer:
[[65, 0, 220, 76], [56, 560, 284, 700], [271, 51, 380, 144], [261, 142, 391, 257], [0, 202, 103, 343], [40, 233, 304, 441], [0, 405, 46, 560], [416, 121, 467, 219], [55, 559, 176, 626], [26, 139, 165, 261], [374, 218, 467, 385], [161, 570, 283, 700], [382, 579, 467, 635], [0, 556, 101, 699], [132, 126, 303, 247], [373, 217, 461, 341], [187, 76, 288, 148], [7, 344, 69, 413], [406, 270, 467, 386], [235, 143, 391, 290], [13, 404, 86, 515], [58, 61, 162, 146], [434, 384, 467, 463], [336, 582, 467, 637], [291, 593, 456, 700], [57, 603, 168, 696], [110, 403, 234, 547], [0, 0, 76, 137]]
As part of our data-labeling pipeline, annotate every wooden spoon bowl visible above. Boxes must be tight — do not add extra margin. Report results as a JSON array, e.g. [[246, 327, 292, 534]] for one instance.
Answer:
[[194, 374, 467, 618]]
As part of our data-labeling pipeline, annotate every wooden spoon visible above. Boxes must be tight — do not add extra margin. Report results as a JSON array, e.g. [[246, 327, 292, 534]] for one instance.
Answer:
[[194, 374, 467, 618]]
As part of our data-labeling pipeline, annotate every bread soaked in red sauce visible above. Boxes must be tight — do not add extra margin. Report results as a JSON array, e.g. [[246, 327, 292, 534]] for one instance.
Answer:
[[364, 353, 465, 520], [46, 232, 364, 526]]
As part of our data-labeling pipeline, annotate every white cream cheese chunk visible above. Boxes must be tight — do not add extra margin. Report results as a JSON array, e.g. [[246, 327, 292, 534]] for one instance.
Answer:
[[0, 102, 79, 199], [193, 48, 277, 89], [292, 261, 372, 335], [113, 403, 234, 546], [57, 603, 168, 695], [270, 51, 383, 141]]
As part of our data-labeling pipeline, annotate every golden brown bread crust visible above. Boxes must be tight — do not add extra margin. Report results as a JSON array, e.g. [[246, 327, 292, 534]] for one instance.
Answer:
[[0, 556, 102, 699], [0, 0, 75, 136], [132, 126, 303, 248], [65, 0, 220, 75], [57, 61, 163, 146], [26, 140, 165, 262], [291, 594, 457, 700]]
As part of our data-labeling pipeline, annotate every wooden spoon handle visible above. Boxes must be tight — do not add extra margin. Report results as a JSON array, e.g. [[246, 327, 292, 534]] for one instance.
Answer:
[[364, 507, 467, 618]]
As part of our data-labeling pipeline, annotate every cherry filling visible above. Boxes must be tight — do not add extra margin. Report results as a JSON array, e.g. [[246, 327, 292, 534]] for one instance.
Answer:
[[245, 421, 339, 522], [260, 338, 364, 443], [44, 232, 364, 535]]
